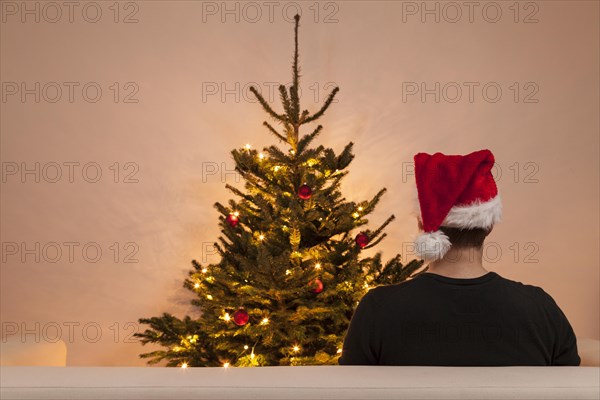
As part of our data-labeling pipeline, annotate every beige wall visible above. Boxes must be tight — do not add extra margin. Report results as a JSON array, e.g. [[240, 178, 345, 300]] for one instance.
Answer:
[[1, 1, 598, 366]]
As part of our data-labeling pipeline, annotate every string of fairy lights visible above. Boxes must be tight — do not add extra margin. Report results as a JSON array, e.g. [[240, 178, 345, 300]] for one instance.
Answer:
[[179, 143, 374, 368]]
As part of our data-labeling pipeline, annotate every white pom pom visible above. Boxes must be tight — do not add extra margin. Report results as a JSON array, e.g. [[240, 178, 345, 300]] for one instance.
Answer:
[[414, 230, 451, 261]]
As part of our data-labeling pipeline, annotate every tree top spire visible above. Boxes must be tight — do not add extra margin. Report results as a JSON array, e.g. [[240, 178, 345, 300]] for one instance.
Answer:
[[248, 13, 339, 152]]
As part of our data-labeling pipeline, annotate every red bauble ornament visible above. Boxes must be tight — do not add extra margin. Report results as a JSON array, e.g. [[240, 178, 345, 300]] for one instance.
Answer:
[[233, 308, 249, 326], [355, 232, 369, 248], [226, 213, 239, 227], [297, 184, 312, 200], [309, 278, 324, 294]]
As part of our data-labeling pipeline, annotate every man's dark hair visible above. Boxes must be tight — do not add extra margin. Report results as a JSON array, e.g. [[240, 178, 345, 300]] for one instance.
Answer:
[[439, 226, 491, 249]]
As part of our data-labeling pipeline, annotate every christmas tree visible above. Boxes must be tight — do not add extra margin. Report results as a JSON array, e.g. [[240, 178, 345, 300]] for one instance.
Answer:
[[135, 14, 423, 367]]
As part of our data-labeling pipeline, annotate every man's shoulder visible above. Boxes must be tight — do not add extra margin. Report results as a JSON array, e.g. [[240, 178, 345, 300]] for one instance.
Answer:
[[368, 274, 429, 300], [497, 276, 570, 330], [495, 274, 555, 303]]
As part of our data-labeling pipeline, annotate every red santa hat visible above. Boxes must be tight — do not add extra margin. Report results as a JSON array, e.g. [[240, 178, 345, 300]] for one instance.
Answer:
[[413, 149, 502, 261]]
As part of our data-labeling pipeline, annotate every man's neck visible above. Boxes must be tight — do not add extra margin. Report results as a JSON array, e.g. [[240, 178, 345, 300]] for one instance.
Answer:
[[425, 246, 489, 279]]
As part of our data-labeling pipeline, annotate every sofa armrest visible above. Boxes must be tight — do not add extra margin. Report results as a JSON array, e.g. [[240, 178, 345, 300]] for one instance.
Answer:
[[1, 366, 599, 400]]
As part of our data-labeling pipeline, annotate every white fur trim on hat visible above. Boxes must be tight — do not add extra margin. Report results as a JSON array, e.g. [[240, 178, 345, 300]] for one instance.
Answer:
[[441, 195, 502, 230], [414, 230, 451, 261]]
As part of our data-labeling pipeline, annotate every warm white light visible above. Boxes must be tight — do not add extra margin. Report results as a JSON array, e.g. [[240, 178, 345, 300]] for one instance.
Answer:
[[261, 318, 269, 325], [223, 362, 230, 368], [250, 352, 255, 359], [244, 345, 249, 350], [314, 263, 321, 270], [258, 234, 265, 241], [358, 206, 363, 212], [274, 166, 281, 172], [181, 362, 188, 369], [290, 150, 295, 154], [259, 153, 265, 159], [337, 348, 342, 354], [194, 283, 200, 289], [206, 294, 213, 300], [285, 269, 291, 275], [293, 345, 300, 352], [233, 211, 240, 217], [352, 212, 360, 218], [224, 313, 231, 322], [245, 144, 251, 150], [201, 268, 208, 274]]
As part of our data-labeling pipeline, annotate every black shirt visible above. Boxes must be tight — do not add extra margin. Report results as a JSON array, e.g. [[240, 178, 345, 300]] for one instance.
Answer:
[[338, 271, 580, 366]]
